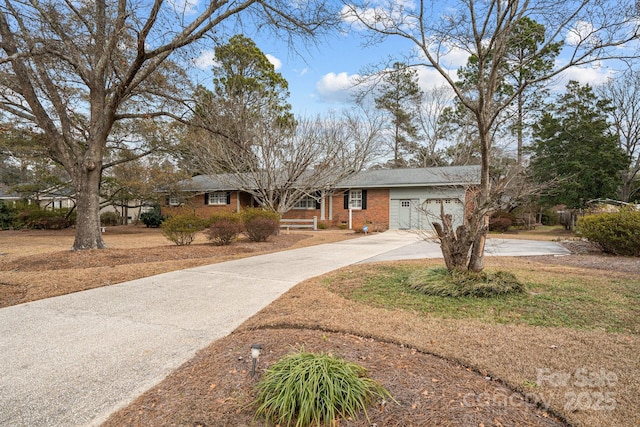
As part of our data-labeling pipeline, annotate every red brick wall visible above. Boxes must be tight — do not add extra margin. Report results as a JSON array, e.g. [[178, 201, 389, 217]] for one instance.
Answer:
[[283, 209, 320, 220], [329, 189, 389, 231], [163, 192, 245, 218], [163, 189, 391, 231]]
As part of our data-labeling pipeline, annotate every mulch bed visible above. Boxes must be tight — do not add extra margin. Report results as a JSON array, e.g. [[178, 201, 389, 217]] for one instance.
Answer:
[[103, 328, 565, 427]]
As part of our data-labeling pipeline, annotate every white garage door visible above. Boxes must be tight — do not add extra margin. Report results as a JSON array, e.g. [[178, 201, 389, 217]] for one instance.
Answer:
[[421, 198, 465, 230]]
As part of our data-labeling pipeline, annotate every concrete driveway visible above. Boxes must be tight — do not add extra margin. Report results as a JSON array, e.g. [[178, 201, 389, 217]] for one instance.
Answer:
[[0, 231, 569, 427]]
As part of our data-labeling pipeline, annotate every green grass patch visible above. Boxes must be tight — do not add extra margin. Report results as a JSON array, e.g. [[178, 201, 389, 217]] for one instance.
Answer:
[[254, 351, 392, 427], [325, 264, 640, 334], [408, 267, 525, 297]]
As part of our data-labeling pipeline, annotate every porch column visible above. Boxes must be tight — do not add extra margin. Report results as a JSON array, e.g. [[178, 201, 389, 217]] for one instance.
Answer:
[[329, 193, 333, 220]]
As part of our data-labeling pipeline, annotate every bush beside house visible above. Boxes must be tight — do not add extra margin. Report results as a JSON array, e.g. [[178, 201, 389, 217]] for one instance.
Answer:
[[206, 212, 243, 246], [489, 211, 515, 232], [140, 206, 164, 228], [161, 213, 207, 246], [241, 208, 280, 242], [577, 208, 640, 256]]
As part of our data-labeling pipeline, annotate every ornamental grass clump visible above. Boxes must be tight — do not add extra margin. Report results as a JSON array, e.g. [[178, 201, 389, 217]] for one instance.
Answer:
[[409, 267, 525, 298], [254, 351, 392, 427]]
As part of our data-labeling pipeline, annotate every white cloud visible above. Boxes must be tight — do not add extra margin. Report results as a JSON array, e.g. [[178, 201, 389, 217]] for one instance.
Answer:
[[192, 50, 217, 70], [417, 41, 470, 70], [556, 63, 616, 88], [316, 72, 360, 103], [565, 20, 596, 46], [265, 54, 282, 70], [168, 0, 199, 15], [416, 66, 455, 91], [340, 2, 417, 32]]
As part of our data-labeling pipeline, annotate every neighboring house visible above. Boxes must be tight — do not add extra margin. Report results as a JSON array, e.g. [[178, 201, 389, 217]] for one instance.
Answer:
[[163, 165, 481, 231], [37, 187, 76, 210], [1, 183, 152, 224], [0, 184, 21, 206]]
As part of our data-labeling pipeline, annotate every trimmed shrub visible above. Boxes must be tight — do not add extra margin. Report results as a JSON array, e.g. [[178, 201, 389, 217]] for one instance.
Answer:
[[242, 208, 280, 242], [100, 211, 120, 226], [160, 213, 206, 246], [409, 267, 525, 298], [489, 210, 515, 232], [541, 208, 559, 226], [17, 207, 74, 229], [254, 351, 393, 427], [140, 206, 164, 228], [206, 212, 243, 246], [0, 201, 18, 229], [576, 208, 640, 256]]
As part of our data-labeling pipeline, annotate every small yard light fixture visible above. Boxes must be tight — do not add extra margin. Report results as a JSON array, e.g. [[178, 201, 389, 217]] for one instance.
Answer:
[[250, 344, 262, 378]]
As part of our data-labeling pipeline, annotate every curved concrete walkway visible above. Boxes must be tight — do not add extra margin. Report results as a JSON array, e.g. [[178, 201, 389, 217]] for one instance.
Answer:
[[0, 231, 569, 427]]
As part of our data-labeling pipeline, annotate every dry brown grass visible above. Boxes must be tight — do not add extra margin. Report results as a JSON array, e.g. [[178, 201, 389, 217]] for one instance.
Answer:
[[0, 226, 355, 307], [237, 258, 639, 427]]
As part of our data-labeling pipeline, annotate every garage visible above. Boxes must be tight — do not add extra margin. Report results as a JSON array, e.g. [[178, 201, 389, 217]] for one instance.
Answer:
[[390, 188, 467, 231]]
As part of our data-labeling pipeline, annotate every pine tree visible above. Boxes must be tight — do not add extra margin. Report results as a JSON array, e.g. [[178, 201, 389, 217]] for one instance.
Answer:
[[374, 62, 422, 168], [530, 81, 629, 208]]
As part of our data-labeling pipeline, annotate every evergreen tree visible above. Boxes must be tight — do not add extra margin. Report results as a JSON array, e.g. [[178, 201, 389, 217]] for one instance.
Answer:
[[374, 62, 422, 168], [186, 35, 295, 173], [529, 81, 629, 208]]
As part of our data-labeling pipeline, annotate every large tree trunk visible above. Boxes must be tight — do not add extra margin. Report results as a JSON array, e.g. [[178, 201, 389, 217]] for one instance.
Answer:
[[467, 221, 487, 272], [432, 204, 474, 272], [467, 116, 493, 272], [71, 162, 105, 250]]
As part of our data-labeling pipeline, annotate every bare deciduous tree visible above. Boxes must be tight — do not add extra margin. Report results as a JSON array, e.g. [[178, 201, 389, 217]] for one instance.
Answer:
[[0, 0, 336, 249], [183, 110, 384, 215], [413, 85, 453, 167], [342, 0, 639, 271], [599, 69, 640, 202]]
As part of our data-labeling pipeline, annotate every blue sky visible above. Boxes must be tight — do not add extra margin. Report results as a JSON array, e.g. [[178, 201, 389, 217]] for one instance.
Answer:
[[187, 1, 632, 118]]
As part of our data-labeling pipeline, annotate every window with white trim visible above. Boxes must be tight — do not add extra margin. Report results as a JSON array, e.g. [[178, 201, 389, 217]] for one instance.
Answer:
[[169, 197, 179, 206], [207, 191, 228, 205], [349, 190, 362, 209], [294, 195, 316, 209]]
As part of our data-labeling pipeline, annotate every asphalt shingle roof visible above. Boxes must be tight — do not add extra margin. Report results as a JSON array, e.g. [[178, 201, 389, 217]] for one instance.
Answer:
[[336, 165, 481, 188], [173, 165, 481, 192]]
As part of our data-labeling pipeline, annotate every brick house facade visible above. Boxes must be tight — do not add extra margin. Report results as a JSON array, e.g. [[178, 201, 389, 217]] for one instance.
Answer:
[[163, 166, 480, 231]]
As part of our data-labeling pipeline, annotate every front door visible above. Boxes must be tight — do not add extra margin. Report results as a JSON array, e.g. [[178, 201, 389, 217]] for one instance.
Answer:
[[398, 199, 413, 229]]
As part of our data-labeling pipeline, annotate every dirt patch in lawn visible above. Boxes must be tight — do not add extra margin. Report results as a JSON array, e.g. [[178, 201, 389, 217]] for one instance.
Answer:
[[2, 227, 638, 426]]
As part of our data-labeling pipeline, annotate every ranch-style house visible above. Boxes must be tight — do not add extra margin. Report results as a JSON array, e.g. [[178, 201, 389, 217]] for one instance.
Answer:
[[163, 165, 481, 231]]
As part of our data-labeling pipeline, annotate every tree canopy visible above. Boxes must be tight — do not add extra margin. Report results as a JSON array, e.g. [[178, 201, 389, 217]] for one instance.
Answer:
[[0, 0, 336, 249], [374, 62, 422, 168], [529, 81, 629, 208]]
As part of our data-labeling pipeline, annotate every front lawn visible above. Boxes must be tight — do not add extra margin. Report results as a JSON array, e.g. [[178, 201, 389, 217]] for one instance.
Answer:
[[324, 261, 640, 334]]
